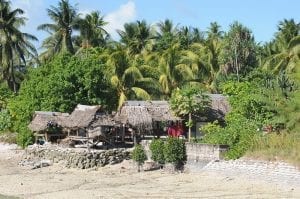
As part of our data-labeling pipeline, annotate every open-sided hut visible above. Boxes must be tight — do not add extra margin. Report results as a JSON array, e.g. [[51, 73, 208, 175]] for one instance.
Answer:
[[114, 101, 181, 136], [28, 111, 69, 142]]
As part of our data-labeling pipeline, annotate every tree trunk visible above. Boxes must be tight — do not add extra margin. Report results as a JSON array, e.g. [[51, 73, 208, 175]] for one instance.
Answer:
[[188, 112, 192, 142]]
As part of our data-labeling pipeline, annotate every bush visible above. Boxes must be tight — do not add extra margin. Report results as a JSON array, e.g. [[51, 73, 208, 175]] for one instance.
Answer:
[[150, 139, 165, 164], [16, 127, 33, 149], [131, 144, 147, 172], [0, 109, 12, 132], [164, 137, 186, 168]]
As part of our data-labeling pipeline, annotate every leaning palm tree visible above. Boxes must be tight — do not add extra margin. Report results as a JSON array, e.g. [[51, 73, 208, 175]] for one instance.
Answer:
[[75, 11, 109, 49], [0, 0, 38, 92], [37, 0, 78, 56]]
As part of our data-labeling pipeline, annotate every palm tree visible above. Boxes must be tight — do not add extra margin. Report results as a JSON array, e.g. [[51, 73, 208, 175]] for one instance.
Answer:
[[38, 0, 78, 55], [0, 0, 38, 92], [106, 45, 155, 109], [117, 20, 151, 55], [263, 19, 300, 73], [154, 19, 178, 51], [158, 43, 194, 97], [75, 11, 109, 49]]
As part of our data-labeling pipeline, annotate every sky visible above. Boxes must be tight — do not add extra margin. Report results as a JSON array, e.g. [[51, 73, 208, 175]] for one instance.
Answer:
[[11, 0, 300, 49]]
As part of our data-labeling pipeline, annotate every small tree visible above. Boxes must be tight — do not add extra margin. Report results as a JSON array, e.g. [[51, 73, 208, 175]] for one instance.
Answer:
[[170, 86, 211, 142], [131, 144, 147, 172], [150, 139, 165, 165], [163, 137, 186, 170]]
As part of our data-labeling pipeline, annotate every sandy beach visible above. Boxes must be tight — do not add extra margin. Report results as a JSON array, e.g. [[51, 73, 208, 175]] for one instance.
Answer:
[[0, 143, 299, 199]]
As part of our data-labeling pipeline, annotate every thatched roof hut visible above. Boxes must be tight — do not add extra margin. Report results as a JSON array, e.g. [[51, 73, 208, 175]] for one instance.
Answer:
[[64, 104, 100, 129], [28, 111, 70, 132], [114, 101, 181, 133], [202, 94, 230, 122]]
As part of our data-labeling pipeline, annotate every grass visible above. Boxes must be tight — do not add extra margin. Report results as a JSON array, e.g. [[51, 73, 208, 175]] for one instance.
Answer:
[[246, 132, 300, 168]]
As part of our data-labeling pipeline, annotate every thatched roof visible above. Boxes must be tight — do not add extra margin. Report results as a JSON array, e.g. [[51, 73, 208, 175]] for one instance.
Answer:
[[90, 113, 120, 128], [202, 94, 230, 122], [28, 111, 69, 132], [114, 101, 181, 133], [208, 94, 230, 114], [64, 104, 100, 129]]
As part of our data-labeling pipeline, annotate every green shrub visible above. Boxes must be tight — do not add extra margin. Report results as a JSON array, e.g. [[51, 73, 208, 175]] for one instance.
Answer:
[[16, 127, 33, 149], [132, 144, 147, 172], [0, 109, 12, 132], [164, 137, 186, 168], [150, 139, 165, 164]]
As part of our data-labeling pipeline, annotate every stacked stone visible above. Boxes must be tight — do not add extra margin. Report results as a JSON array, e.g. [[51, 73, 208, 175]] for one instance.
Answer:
[[23, 145, 131, 169]]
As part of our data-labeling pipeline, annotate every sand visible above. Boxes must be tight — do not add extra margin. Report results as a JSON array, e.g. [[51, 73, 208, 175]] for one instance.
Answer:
[[0, 143, 299, 199]]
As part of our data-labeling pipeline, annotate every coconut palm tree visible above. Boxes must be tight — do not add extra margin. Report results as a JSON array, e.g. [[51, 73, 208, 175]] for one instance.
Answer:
[[106, 45, 156, 109], [154, 19, 179, 52], [0, 0, 38, 92], [37, 0, 79, 55], [158, 43, 195, 97], [263, 19, 300, 73], [117, 20, 151, 55], [75, 11, 109, 49]]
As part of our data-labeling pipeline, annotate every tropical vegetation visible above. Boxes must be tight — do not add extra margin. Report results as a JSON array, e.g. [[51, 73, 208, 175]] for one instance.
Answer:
[[0, 0, 299, 163]]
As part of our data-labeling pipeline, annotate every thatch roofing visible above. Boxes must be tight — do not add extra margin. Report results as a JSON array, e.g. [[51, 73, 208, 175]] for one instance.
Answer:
[[114, 101, 181, 133], [90, 113, 120, 128], [208, 94, 230, 114], [203, 94, 230, 122], [64, 104, 100, 129], [28, 111, 69, 132]]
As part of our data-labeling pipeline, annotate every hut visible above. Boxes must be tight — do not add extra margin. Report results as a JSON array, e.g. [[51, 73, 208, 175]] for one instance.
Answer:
[[114, 101, 181, 138], [28, 111, 69, 143], [194, 94, 230, 137], [29, 104, 121, 146]]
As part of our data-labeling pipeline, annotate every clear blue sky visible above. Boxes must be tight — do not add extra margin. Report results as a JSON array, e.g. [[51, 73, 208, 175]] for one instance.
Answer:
[[12, 0, 300, 49]]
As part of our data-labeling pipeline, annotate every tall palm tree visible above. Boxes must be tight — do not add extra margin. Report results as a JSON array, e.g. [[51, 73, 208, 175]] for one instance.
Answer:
[[158, 43, 194, 97], [38, 0, 78, 55], [106, 45, 155, 109], [75, 11, 109, 49], [0, 0, 38, 92], [154, 19, 178, 52], [117, 20, 151, 55]]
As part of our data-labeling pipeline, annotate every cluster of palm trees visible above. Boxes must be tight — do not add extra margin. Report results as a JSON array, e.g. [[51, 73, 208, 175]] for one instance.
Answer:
[[1, 0, 299, 108]]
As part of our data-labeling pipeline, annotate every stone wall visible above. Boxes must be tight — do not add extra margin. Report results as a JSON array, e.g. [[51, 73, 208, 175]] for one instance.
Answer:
[[186, 143, 228, 162], [23, 145, 131, 169]]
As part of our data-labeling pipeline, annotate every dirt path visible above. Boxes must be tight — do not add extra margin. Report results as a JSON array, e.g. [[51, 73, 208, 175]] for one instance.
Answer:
[[0, 143, 299, 199]]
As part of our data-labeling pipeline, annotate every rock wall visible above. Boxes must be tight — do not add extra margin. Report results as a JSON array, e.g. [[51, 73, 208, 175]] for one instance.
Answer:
[[23, 145, 131, 169]]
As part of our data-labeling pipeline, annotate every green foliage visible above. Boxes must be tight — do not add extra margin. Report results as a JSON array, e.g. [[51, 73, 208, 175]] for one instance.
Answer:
[[131, 144, 147, 167], [8, 53, 117, 147], [0, 84, 13, 109], [219, 21, 257, 80], [163, 137, 186, 166], [149, 139, 165, 164], [16, 127, 33, 149], [0, 109, 12, 132]]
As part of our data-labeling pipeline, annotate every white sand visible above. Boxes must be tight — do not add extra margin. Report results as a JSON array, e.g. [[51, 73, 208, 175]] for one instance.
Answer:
[[0, 143, 299, 199]]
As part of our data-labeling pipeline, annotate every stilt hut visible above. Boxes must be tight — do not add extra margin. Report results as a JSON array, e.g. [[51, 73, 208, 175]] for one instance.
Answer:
[[28, 111, 69, 143], [114, 101, 182, 139]]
